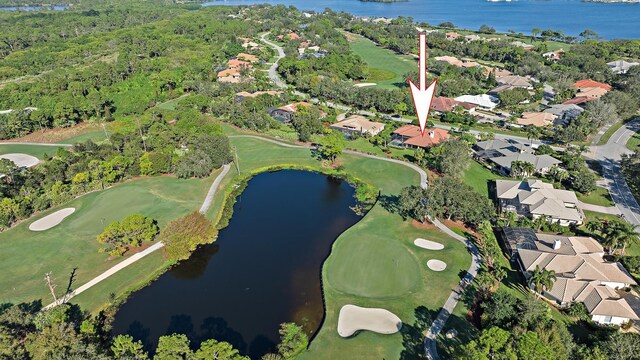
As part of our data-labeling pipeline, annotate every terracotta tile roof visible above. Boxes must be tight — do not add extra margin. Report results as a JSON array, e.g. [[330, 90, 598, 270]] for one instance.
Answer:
[[573, 79, 612, 91], [517, 112, 558, 127], [236, 53, 258, 62], [393, 125, 450, 148], [430, 96, 460, 112], [278, 102, 311, 113]]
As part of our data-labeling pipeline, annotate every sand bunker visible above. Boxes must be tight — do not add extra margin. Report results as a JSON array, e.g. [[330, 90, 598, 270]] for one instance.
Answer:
[[427, 259, 447, 272], [0, 153, 39, 168], [337, 304, 402, 337], [29, 208, 75, 231], [414, 238, 444, 250], [354, 83, 376, 87]]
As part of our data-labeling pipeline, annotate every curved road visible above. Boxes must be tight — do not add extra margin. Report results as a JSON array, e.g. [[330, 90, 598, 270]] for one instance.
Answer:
[[590, 119, 640, 230], [229, 134, 479, 360], [43, 164, 232, 309]]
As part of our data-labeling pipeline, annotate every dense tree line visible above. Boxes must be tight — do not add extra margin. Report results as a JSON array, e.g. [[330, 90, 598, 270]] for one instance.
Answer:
[[0, 119, 231, 230], [0, 300, 307, 359]]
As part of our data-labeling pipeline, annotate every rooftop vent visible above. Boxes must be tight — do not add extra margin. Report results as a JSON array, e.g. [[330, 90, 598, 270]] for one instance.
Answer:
[[553, 239, 562, 250]]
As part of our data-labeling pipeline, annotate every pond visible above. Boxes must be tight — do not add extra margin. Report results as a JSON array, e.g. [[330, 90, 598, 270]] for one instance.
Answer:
[[112, 170, 363, 358]]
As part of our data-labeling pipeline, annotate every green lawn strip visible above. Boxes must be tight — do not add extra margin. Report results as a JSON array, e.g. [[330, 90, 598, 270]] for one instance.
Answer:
[[627, 132, 640, 151], [0, 176, 211, 307], [347, 32, 415, 89], [60, 130, 109, 145], [463, 161, 507, 198], [344, 137, 414, 159], [0, 143, 67, 158], [597, 121, 625, 146], [577, 186, 615, 207], [71, 251, 171, 313]]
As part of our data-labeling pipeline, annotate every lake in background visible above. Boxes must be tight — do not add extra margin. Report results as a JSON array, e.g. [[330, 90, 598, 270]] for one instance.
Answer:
[[112, 170, 363, 359], [0, 5, 67, 11], [204, 0, 640, 39]]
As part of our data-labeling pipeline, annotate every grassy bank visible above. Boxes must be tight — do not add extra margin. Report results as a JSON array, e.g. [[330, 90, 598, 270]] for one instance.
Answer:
[[346, 32, 415, 89], [0, 175, 212, 309]]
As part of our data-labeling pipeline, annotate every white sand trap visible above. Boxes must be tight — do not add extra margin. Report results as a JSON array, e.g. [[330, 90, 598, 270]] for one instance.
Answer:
[[337, 304, 402, 337], [29, 208, 75, 231], [414, 238, 444, 250], [354, 82, 376, 87], [0, 153, 40, 168], [427, 259, 447, 272]]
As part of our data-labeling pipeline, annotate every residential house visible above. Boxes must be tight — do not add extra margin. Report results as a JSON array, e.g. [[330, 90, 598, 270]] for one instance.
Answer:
[[454, 94, 499, 110], [517, 112, 558, 127], [329, 115, 385, 137], [573, 79, 613, 91], [495, 179, 583, 226], [236, 53, 259, 63], [267, 102, 311, 123], [544, 104, 585, 126], [217, 68, 241, 83], [391, 125, 450, 149], [543, 49, 565, 62], [489, 75, 534, 95], [234, 90, 282, 104], [464, 34, 482, 42], [607, 60, 639, 75], [473, 139, 561, 175], [430, 96, 477, 114], [445, 31, 462, 41], [563, 79, 612, 105], [500, 227, 639, 326]]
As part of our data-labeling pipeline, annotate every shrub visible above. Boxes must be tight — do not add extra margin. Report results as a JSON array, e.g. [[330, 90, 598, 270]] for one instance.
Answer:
[[97, 215, 159, 256], [161, 212, 217, 261]]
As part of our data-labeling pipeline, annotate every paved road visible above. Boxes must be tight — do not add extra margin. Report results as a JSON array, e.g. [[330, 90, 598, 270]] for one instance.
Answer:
[[590, 119, 640, 231], [260, 33, 287, 89], [43, 164, 232, 309], [230, 134, 479, 360]]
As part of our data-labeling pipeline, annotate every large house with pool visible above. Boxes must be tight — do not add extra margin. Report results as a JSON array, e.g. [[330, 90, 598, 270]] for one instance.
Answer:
[[501, 227, 640, 326]]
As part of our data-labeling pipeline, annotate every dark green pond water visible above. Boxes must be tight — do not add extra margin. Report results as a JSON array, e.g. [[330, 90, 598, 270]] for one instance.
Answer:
[[112, 170, 362, 358]]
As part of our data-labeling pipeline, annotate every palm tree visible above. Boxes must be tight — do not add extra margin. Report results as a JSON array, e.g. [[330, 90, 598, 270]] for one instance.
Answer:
[[605, 221, 639, 255], [534, 215, 550, 231], [529, 265, 556, 299]]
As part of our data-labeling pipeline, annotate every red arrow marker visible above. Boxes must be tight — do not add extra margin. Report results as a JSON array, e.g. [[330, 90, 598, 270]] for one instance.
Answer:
[[408, 33, 437, 136]]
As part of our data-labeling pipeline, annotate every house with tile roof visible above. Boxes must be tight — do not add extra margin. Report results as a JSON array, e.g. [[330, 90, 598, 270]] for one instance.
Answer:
[[267, 102, 312, 123], [500, 227, 639, 326], [543, 104, 585, 126], [473, 139, 561, 175], [329, 115, 385, 137], [517, 112, 558, 127], [496, 179, 583, 226], [391, 125, 450, 149], [573, 79, 612, 91]]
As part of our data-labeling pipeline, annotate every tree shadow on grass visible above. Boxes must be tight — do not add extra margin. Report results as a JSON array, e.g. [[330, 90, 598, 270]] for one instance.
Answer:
[[378, 194, 403, 217], [437, 313, 479, 359], [399, 306, 437, 360]]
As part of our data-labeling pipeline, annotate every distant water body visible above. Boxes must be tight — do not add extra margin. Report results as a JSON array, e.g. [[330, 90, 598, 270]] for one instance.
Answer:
[[0, 5, 67, 11], [203, 0, 640, 39]]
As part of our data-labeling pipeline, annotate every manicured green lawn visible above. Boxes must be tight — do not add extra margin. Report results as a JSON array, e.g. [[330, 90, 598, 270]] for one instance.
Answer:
[[0, 176, 211, 309], [577, 186, 615, 207], [597, 121, 625, 146], [0, 143, 67, 158], [60, 130, 109, 145], [627, 131, 640, 151], [347, 32, 416, 89], [463, 161, 506, 198], [224, 135, 471, 359]]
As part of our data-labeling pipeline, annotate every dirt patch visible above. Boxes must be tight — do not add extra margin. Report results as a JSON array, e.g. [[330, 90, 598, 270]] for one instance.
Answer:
[[411, 219, 437, 230], [0, 122, 101, 144], [442, 219, 480, 238]]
